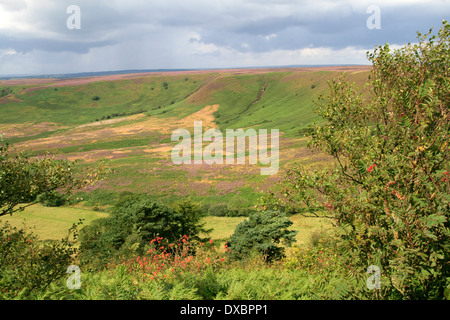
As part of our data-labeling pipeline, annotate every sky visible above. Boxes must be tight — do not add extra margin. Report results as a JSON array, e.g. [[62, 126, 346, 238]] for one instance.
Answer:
[[0, 0, 449, 76]]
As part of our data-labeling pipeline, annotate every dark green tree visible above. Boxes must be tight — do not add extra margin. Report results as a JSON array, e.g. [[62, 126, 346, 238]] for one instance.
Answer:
[[78, 197, 211, 268], [227, 210, 297, 261], [172, 199, 212, 242]]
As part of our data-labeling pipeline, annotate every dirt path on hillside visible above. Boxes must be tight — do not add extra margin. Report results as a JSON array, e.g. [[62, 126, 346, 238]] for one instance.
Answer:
[[178, 104, 218, 130]]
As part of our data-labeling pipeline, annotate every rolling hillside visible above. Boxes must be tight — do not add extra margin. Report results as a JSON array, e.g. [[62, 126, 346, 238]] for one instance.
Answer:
[[0, 66, 371, 209]]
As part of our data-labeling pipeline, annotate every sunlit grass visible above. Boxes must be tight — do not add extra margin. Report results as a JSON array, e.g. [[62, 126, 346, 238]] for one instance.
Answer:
[[0, 204, 330, 251], [0, 204, 108, 241]]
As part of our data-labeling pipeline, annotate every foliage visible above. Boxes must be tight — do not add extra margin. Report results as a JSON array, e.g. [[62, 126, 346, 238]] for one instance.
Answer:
[[0, 221, 80, 299], [205, 202, 255, 217], [172, 199, 212, 242], [35, 242, 368, 300], [95, 109, 147, 122], [263, 21, 450, 299], [78, 197, 211, 269], [32, 235, 305, 300], [116, 235, 227, 286], [36, 190, 67, 207], [206, 203, 228, 217], [0, 87, 13, 98], [0, 142, 107, 217], [227, 210, 298, 261], [75, 189, 120, 207]]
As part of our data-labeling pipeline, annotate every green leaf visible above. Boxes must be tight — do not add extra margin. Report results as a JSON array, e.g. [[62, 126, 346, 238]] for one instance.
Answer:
[[444, 287, 450, 300], [423, 214, 447, 228]]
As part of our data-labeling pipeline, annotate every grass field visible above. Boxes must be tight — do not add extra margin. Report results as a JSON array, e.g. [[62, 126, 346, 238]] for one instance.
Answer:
[[0, 203, 331, 251], [1, 68, 367, 211], [0, 204, 108, 240], [0, 68, 369, 135]]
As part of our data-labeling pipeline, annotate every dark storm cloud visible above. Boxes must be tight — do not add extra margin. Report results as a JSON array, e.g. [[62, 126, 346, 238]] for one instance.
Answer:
[[0, 0, 449, 74], [2, 0, 448, 53], [194, 1, 448, 53]]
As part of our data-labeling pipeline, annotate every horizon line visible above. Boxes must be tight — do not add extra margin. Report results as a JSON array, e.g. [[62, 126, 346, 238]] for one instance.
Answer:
[[0, 64, 372, 81]]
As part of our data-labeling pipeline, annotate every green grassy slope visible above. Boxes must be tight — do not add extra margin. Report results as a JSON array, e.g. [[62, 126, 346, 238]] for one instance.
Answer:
[[0, 69, 369, 135], [0, 67, 370, 210], [0, 75, 209, 125], [164, 70, 369, 136]]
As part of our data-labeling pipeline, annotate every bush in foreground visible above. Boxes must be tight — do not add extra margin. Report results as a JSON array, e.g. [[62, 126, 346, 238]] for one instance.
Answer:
[[0, 222, 78, 299], [78, 197, 211, 269], [263, 21, 450, 299]]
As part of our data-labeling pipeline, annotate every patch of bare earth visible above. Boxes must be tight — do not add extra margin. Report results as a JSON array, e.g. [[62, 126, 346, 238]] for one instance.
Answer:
[[75, 113, 147, 129], [0, 122, 67, 138], [59, 148, 143, 163], [10, 105, 219, 165]]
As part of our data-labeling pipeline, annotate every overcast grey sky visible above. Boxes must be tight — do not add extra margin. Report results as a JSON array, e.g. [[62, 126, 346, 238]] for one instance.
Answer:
[[0, 0, 448, 76]]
